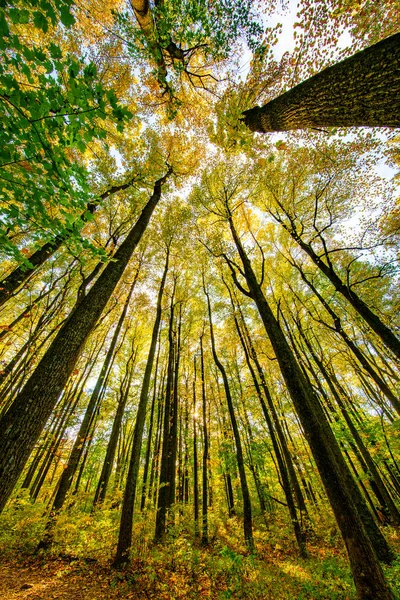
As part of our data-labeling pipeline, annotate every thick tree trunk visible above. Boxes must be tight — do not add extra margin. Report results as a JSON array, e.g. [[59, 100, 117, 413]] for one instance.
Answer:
[[242, 33, 400, 132], [227, 214, 394, 599], [52, 275, 138, 514], [114, 249, 169, 565], [22, 341, 102, 491], [0, 170, 171, 514]]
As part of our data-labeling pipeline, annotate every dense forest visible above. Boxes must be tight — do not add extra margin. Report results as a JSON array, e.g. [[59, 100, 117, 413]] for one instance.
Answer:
[[1, 1, 400, 598]]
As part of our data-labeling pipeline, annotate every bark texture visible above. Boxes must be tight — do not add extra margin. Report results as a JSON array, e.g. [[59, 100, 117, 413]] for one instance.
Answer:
[[0, 170, 171, 513], [242, 33, 400, 132]]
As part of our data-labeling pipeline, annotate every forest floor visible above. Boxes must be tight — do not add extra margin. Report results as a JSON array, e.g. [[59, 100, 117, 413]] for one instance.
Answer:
[[2, 539, 400, 600], [0, 548, 356, 600], [1, 503, 400, 600]]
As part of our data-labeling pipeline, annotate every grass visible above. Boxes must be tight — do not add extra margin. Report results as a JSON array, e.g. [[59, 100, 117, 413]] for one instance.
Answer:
[[1, 492, 399, 599]]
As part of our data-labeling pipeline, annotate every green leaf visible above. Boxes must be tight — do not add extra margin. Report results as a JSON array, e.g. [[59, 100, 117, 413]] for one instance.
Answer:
[[9, 9, 21, 24], [33, 11, 48, 33], [60, 5, 75, 28], [19, 9, 30, 24], [49, 43, 62, 60], [0, 11, 10, 36]]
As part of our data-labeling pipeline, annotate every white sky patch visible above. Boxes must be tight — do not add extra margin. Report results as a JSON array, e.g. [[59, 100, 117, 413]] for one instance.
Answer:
[[110, 146, 124, 173], [269, 0, 298, 61], [237, 0, 298, 81]]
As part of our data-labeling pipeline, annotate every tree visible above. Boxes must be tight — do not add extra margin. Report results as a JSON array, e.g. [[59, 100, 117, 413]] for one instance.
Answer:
[[114, 246, 169, 565], [0, 169, 172, 513], [1, 3, 399, 598], [241, 32, 400, 132]]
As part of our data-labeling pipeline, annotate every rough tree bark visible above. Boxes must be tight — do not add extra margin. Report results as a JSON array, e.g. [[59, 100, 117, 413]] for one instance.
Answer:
[[0, 169, 171, 513], [242, 33, 400, 132]]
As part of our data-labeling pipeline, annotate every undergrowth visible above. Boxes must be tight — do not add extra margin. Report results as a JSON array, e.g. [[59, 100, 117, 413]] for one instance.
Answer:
[[1, 492, 399, 599]]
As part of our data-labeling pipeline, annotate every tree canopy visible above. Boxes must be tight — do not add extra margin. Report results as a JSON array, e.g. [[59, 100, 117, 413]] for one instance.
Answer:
[[1, 2, 400, 599]]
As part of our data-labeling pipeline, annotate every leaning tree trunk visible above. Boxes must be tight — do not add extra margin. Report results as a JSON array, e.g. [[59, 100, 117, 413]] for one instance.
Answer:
[[0, 179, 138, 307], [0, 169, 172, 514], [51, 274, 138, 516], [227, 213, 394, 600], [268, 203, 400, 363], [297, 268, 400, 414], [114, 248, 169, 565], [242, 32, 400, 132]]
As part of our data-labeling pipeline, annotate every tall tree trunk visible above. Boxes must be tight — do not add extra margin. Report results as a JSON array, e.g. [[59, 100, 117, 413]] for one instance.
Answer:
[[114, 248, 169, 565], [140, 334, 162, 512], [0, 169, 171, 513], [52, 275, 138, 514], [242, 33, 400, 131], [227, 213, 394, 599], [168, 303, 182, 508], [200, 334, 209, 546], [206, 290, 254, 552], [154, 295, 176, 542], [233, 307, 308, 555], [193, 360, 200, 537]]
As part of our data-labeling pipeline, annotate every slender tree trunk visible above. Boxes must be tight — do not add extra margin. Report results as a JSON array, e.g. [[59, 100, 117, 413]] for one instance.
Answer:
[[234, 309, 308, 555], [193, 360, 200, 537], [280, 221, 400, 363], [227, 213, 394, 599], [200, 334, 209, 546], [206, 290, 254, 552], [168, 303, 182, 508], [242, 33, 400, 132], [154, 297, 176, 542], [140, 334, 162, 511], [114, 249, 169, 564], [298, 268, 400, 414], [0, 169, 171, 513], [216, 399, 236, 519], [93, 342, 137, 507]]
